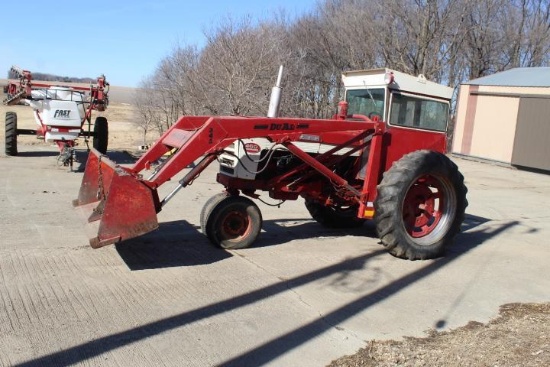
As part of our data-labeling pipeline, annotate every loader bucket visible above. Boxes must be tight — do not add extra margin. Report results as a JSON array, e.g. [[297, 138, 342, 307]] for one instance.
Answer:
[[74, 149, 160, 248]]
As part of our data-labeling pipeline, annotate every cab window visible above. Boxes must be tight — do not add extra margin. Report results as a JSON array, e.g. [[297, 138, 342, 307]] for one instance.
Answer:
[[389, 92, 449, 132], [346, 88, 385, 118]]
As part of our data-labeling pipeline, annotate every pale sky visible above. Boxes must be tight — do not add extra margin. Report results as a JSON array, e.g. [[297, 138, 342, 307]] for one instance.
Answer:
[[1, 0, 317, 87]]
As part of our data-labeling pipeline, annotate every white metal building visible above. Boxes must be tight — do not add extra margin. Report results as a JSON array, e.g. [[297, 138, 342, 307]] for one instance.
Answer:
[[453, 67, 550, 172]]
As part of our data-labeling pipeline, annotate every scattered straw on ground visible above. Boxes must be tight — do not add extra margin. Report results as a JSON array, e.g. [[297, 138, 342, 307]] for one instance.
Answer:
[[329, 303, 550, 367]]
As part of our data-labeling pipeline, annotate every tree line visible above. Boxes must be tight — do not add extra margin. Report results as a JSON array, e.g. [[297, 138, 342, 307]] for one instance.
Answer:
[[134, 0, 550, 141], [6, 69, 95, 84]]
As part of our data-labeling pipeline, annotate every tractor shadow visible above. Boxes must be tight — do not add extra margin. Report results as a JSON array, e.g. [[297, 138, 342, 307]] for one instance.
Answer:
[[115, 217, 378, 271], [257, 218, 377, 248], [115, 213, 491, 271], [73, 149, 139, 172], [254, 212, 490, 250], [15, 150, 59, 157], [461, 213, 491, 231], [219, 217, 518, 367], [115, 220, 232, 270], [104, 150, 141, 165], [447, 213, 501, 256], [16, 214, 512, 367]]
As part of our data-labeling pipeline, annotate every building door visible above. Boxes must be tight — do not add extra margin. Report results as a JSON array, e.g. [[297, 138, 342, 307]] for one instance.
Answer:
[[512, 97, 550, 171]]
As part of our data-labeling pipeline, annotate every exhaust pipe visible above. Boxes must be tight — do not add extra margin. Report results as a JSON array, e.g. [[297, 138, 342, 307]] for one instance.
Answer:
[[267, 65, 284, 118]]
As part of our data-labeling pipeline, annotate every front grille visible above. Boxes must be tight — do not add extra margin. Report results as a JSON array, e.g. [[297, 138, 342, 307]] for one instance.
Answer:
[[220, 166, 235, 175], [219, 157, 234, 167]]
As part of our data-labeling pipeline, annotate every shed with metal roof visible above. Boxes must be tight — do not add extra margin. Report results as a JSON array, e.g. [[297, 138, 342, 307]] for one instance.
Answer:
[[452, 67, 550, 171]]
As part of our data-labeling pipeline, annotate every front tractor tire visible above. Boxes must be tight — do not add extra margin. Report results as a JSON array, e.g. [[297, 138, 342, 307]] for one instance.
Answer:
[[202, 195, 262, 250], [200, 192, 230, 231], [93, 117, 108, 154], [5, 112, 17, 156], [374, 150, 467, 260]]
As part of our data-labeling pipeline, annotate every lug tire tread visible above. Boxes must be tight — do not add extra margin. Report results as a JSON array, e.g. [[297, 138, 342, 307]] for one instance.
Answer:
[[374, 150, 468, 260], [5, 112, 17, 156]]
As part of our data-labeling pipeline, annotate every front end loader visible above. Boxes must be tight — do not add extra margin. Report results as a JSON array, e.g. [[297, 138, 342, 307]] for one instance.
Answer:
[[74, 68, 467, 260]]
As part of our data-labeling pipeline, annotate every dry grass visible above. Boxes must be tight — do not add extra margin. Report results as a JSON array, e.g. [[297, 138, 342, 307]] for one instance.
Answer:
[[329, 303, 550, 367]]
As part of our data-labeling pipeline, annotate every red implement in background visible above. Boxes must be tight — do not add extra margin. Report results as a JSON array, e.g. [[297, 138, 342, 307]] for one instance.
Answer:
[[3, 65, 109, 161]]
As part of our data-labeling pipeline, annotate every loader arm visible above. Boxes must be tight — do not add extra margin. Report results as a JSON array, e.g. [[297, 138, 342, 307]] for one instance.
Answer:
[[74, 114, 379, 248], [130, 115, 376, 187]]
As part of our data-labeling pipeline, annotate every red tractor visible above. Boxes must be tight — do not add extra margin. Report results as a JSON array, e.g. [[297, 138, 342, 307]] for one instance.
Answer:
[[74, 67, 467, 260], [3, 66, 109, 165]]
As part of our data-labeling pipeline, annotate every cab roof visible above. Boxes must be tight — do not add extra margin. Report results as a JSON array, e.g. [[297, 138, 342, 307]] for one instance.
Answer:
[[342, 68, 453, 100]]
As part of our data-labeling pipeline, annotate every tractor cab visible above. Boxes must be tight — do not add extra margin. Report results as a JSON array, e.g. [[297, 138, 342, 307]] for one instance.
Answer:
[[342, 68, 453, 132]]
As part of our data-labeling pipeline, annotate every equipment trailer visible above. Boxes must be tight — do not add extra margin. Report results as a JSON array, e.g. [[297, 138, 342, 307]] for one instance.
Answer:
[[74, 68, 467, 260], [3, 66, 110, 164]]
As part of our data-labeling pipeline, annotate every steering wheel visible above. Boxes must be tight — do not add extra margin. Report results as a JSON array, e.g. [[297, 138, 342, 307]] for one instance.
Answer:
[[368, 112, 381, 120]]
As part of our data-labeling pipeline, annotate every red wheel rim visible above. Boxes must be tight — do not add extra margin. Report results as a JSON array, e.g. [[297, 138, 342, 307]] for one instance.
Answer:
[[403, 175, 445, 238], [221, 210, 251, 240]]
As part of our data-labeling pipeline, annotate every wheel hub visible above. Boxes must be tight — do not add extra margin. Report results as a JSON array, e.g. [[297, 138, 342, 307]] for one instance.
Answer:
[[403, 175, 445, 238], [222, 210, 250, 238]]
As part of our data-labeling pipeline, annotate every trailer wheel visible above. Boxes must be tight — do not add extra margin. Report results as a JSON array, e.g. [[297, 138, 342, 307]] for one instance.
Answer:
[[305, 199, 365, 228], [374, 150, 467, 260], [93, 117, 108, 154], [203, 195, 262, 249], [5, 112, 17, 156]]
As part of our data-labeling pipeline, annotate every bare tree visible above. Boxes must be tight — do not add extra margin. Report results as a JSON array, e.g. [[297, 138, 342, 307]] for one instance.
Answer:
[[461, 0, 516, 78], [133, 0, 550, 126], [520, 0, 550, 66], [194, 16, 289, 116], [133, 76, 162, 144], [369, 0, 469, 83]]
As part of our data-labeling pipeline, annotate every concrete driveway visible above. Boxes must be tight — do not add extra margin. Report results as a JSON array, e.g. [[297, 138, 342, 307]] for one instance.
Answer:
[[0, 145, 549, 366]]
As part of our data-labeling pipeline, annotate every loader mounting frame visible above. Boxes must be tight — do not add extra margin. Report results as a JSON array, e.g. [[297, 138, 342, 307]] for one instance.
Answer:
[[74, 111, 425, 248]]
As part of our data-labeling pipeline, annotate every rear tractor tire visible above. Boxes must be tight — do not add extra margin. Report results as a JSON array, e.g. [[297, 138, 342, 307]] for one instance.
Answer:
[[93, 117, 108, 154], [374, 150, 467, 260], [5, 112, 17, 156], [202, 195, 262, 250], [305, 199, 365, 228]]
